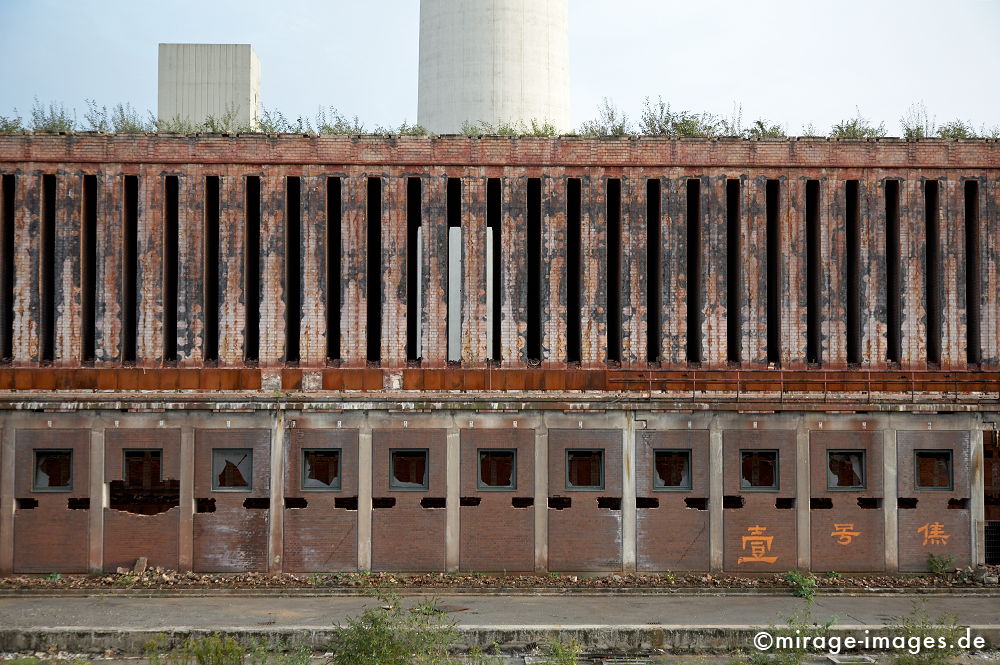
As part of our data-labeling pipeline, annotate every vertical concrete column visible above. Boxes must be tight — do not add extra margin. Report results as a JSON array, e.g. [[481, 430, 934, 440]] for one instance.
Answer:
[[259, 169, 287, 366], [743, 175, 768, 366], [781, 177, 807, 368], [462, 172, 488, 366], [421, 172, 447, 366], [860, 177, 886, 367], [899, 176, 927, 369], [541, 171, 566, 366], [88, 425, 104, 573], [0, 422, 13, 575], [55, 173, 83, 364], [982, 178, 999, 367], [940, 178, 966, 369], [445, 420, 460, 572], [341, 172, 369, 366], [13, 169, 40, 364], [357, 420, 373, 570], [501, 171, 528, 365], [702, 174, 728, 367], [622, 413, 636, 572], [709, 416, 723, 571], [882, 426, 898, 572], [218, 170, 247, 366], [533, 422, 548, 571], [824, 177, 848, 366], [661, 176, 687, 365], [971, 422, 986, 566], [580, 170, 607, 366], [795, 417, 810, 569], [178, 425, 195, 571], [176, 169, 205, 365], [299, 173, 328, 367], [95, 168, 123, 365], [381, 173, 407, 366], [269, 411, 285, 572], [136, 168, 164, 365], [621, 175, 647, 366]]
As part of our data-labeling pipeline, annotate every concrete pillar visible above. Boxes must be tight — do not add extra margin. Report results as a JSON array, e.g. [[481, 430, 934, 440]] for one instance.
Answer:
[[0, 421, 13, 574], [178, 425, 195, 571], [709, 415, 723, 571], [622, 413, 637, 572], [357, 420, 373, 570], [445, 422, 460, 571], [268, 411, 285, 573], [971, 422, 986, 566], [795, 417, 810, 569], [88, 424, 104, 573], [883, 426, 899, 572], [533, 421, 548, 571]]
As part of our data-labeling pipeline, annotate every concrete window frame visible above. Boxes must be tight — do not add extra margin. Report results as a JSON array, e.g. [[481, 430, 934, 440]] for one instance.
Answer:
[[652, 449, 692, 491], [826, 449, 866, 491], [477, 449, 516, 491], [739, 449, 779, 491], [301, 448, 342, 491], [32, 449, 73, 492], [211, 448, 253, 492], [390, 448, 429, 491], [565, 449, 604, 491], [914, 449, 954, 491]]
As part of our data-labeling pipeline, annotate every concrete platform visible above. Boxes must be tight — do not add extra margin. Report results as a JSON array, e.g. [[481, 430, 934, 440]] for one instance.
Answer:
[[1, 592, 998, 656]]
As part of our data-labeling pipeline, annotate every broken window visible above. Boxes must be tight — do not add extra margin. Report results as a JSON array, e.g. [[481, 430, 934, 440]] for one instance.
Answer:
[[212, 448, 252, 491], [653, 449, 691, 490], [740, 450, 778, 490], [827, 450, 866, 490], [33, 450, 72, 491], [390, 449, 428, 490], [302, 449, 341, 490], [566, 449, 603, 490], [111, 449, 179, 515], [124, 450, 162, 489], [478, 449, 516, 490], [915, 450, 953, 490]]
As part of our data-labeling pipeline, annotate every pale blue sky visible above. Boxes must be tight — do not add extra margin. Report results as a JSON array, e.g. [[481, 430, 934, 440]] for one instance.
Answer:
[[1, 0, 997, 135]]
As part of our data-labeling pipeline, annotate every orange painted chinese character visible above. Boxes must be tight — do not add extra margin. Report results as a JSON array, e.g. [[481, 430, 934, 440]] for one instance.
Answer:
[[738, 525, 778, 564], [918, 522, 950, 546], [830, 523, 861, 545]]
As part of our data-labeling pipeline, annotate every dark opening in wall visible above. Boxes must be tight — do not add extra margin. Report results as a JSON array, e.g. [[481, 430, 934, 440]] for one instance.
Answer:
[[846, 180, 861, 364], [723, 495, 744, 509], [0, 174, 13, 361], [243, 497, 269, 509], [421, 497, 446, 509], [857, 497, 882, 509], [948, 497, 969, 509], [965, 180, 981, 365], [885, 180, 901, 363], [636, 497, 659, 508], [597, 496, 622, 510], [372, 497, 396, 509], [810, 497, 833, 510], [775, 497, 795, 509], [684, 497, 708, 510], [109, 478, 180, 515], [81, 175, 97, 363], [726, 179, 742, 363], [805, 180, 821, 364], [446, 177, 462, 363], [335, 496, 358, 510], [327, 177, 342, 362], [459, 496, 481, 506], [162, 176, 178, 363], [686, 178, 702, 364], [406, 177, 422, 362], [511, 497, 533, 508], [285, 176, 301, 364], [526, 177, 542, 363], [16, 498, 38, 510], [40, 174, 56, 363], [548, 496, 571, 509], [195, 497, 216, 513], [765, 179, 781, 364], [366, 177, 382, 363], [646, 178, 662, 363], [566, 178, 582, 363], [284, 497, 308, 509], [121, 175, 138, 364], [924, 179, 941, 365], [487, 178, 502, 362], [204, 176, 220, 363], [245, 176, 261, 363], [606, 178, 622, 363], [897, 497, 918, 509], [67, 498, 90, 510]]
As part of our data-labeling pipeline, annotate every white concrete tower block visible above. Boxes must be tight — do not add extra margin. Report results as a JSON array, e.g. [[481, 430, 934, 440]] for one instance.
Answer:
[[158, 44, 261, 128], [418, 0, 571, 134]]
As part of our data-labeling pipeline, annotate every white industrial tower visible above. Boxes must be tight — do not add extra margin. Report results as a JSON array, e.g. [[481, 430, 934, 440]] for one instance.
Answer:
[[417, 0, 571, 134], [158, 44, 261, 128]]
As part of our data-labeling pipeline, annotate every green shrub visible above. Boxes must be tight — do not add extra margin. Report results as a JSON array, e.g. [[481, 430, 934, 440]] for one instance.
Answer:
[[829, 108, 886, 138], [539, 638, 582, 665], [926, 553, 955, 575], [784, 570, 817, 601]]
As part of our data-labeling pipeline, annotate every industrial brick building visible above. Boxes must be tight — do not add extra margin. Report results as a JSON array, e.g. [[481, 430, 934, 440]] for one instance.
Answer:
[[0, 133, 997, 575]]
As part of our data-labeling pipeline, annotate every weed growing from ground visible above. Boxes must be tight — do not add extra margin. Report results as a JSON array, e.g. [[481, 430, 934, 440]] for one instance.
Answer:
[[926, 553, 955, 575], [784, 570, 817, 601]]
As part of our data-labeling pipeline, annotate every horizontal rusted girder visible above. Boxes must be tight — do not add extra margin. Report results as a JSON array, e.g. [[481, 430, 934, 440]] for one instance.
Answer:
[[0, 368, 997, 397]]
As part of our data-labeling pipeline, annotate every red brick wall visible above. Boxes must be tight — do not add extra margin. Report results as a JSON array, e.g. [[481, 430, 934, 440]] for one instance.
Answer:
[[723, 429, 797, 572], [897, 431, 971, 572], [13, 429, 90, 573], [547, 429, 623, 572], [102, 428, 182, 571], [282, 429, 359, 572], [371, 429, 447, 572], [192, 429, 271, 572], [635, 429, 710, 571], [809, 431, 885, 572], [459, 428, 535, 572]]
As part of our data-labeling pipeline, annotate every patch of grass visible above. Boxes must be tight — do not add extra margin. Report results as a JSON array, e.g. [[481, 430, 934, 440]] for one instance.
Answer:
[[728, 608, 834, 665], [45, 572, 62, 581], [824, 571, 842, 580], [927, 553, 955, 575], [890, 603, 964, 665], [829, 108, 886, 139], [147, 633, 245, 665], [538, 637, 583, 665]]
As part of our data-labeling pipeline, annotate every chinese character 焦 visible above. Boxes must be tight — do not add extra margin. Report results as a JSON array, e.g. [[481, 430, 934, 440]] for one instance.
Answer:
[[918, 522, 949, 546], [830, 523, 860, 545], [737, 524, 778, 564]]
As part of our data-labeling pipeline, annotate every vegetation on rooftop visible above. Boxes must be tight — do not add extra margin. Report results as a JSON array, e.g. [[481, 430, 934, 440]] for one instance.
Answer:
[[0, 96, 997, 139]]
